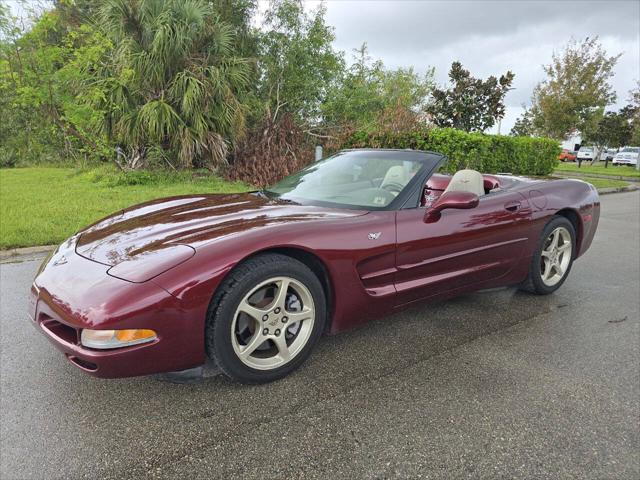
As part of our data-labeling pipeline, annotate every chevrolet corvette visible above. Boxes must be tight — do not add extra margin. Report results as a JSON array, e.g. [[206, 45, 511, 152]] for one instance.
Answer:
[[29, 149, 600, 383]]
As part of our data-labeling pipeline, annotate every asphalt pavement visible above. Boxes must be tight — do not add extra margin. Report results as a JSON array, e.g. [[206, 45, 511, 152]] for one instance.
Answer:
[[1, 191, 639, 479]]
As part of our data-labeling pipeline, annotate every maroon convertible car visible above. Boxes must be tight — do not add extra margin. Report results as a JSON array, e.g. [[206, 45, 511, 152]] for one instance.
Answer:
[[29, 149, 600, 383]]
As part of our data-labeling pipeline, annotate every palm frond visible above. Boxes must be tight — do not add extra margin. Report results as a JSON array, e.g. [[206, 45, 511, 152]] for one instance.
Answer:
[[93, 0, 249, 168], [136, 99, 184, 142]]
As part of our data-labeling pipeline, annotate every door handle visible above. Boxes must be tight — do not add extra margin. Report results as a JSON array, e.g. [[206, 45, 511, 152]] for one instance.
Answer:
[[504, 201, 521, 212]]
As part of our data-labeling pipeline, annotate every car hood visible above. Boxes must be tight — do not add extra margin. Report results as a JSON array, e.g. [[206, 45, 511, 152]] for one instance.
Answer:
[[75, 192, 365, 267]]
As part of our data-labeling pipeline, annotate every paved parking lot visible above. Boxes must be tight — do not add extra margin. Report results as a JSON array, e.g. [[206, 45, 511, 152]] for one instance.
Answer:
[[1, 191, 639, 479]]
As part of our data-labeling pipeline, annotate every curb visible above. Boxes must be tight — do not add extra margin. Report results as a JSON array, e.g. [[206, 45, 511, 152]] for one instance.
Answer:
[[554, 172, 640, 183], [0, 245, 55, 259], [596, 185, 639, 195]]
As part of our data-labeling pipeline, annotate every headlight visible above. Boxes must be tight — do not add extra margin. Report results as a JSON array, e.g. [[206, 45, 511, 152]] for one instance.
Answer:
[[81, 329, 157, 349], [106, 244, 195, 283]]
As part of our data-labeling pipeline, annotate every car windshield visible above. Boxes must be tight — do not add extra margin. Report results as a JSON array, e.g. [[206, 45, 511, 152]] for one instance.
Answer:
[[265, 150, 435, 210], [621, 147, 639, 153]]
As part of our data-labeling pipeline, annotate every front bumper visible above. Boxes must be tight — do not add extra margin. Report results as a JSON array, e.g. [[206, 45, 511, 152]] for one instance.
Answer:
[[612, 159, 637, 165], [28, 297, 160, 376], [29, 242, 206, 378]]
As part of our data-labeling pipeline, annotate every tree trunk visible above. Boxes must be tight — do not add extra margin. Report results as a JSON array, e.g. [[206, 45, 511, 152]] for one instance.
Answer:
[[115, 146, 146, 170]]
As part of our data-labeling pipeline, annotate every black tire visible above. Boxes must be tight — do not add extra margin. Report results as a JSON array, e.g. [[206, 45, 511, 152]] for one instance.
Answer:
[[206, 253, 326, 384], [520, 216, 576, 295]]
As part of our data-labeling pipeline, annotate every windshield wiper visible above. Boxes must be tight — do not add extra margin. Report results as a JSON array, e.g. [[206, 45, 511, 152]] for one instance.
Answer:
[[252, 190, 269, 199], [252, 190, 298, 204], [274, 197, 299, 204]]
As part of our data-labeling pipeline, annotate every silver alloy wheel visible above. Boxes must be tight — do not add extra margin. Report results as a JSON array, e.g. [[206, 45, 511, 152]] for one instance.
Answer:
[[540, 226, 572, 287], [231, 276, 315, 370]]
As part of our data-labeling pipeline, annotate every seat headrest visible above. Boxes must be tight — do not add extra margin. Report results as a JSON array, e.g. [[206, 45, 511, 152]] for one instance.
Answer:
[[443, 169, 485, 196], [381, 166, 407, 187]]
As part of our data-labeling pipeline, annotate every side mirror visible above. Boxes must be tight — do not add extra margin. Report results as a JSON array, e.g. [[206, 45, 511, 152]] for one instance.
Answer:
[[424, 191, 479, 223]]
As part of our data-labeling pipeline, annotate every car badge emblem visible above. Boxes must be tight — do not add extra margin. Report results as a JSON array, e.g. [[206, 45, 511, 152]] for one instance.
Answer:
[[52, 255, 68, 266], [368, 232, 382, 240]]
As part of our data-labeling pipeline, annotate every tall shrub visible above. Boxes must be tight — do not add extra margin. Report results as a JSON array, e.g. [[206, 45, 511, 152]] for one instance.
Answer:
[[344, 127, 559, 176]]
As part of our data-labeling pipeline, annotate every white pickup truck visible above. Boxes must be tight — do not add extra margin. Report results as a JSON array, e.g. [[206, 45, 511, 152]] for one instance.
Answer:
[[612, 147, 639, 166]]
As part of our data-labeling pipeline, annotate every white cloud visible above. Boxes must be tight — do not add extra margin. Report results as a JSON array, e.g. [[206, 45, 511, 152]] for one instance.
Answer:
[[262, 0, 640, 133]]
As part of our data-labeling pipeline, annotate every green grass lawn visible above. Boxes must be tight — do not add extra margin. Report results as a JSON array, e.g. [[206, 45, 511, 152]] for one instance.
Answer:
[[555, 162, 640, 178], [0, 167, 249, 249], [577, 177, 633, 190]]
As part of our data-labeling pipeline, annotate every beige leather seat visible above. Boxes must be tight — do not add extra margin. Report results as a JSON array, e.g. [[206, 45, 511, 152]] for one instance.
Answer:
[[443, 169, 485, 196], [380, 166, 407, 192]]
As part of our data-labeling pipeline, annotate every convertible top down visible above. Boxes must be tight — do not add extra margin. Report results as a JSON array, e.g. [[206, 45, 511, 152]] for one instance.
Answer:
[[29, 149, 600, 383]]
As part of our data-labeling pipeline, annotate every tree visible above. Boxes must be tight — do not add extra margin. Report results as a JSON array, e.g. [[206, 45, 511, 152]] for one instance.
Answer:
[[93, 0, 251, 169], [601, 112, 632, 149], [582, 110, 632, 167], [322, 43, 434, 132], [425, 61, 514, 132], [625, 82, 640, 146], [529, 37, 620, 140], [258, 0, 343, 123], [208, 0, 260, 119], [582, 83, 640, 168], [510, 107, 535, 137], [212, 0, 258, 55], [0, 2, 111, 166]]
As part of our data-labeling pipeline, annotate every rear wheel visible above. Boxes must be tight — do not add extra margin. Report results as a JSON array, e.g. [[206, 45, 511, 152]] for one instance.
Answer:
[[520, 216, 576, 295], [206, 253, 326, 383]]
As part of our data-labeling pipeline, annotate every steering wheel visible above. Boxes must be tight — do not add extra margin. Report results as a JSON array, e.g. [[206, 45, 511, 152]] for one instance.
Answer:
[[382, 181, 404, 195]]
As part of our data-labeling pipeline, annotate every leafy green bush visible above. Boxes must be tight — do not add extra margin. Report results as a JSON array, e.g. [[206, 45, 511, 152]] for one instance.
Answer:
[[0, 150, 18, 168], [343, 127, 560, 175]]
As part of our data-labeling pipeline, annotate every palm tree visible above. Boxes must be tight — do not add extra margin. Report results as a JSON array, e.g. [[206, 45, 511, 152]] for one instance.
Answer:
[[96, 0, 250, 169]]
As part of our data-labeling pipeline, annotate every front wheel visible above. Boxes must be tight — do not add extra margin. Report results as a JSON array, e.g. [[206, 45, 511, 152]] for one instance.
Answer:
[[520, 216, 576, 295], [206, 253, 326, 383]]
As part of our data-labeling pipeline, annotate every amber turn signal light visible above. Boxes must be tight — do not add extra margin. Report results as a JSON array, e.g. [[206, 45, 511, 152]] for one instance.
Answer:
[[81, 329, 157, 350]]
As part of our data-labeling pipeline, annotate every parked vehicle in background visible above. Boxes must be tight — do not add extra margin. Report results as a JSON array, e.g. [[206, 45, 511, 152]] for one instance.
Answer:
[[576, 147, 594, 162], [599, 149, 616, 161], [558, 149, 577, 162], [612, 147, 639, 166]]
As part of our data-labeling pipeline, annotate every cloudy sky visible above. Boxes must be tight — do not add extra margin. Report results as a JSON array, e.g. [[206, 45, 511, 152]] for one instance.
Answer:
[[260, 0, 640, 133]]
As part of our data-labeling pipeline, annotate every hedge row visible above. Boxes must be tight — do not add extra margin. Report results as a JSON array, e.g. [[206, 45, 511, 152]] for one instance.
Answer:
[[342, 127, 560, 176]]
